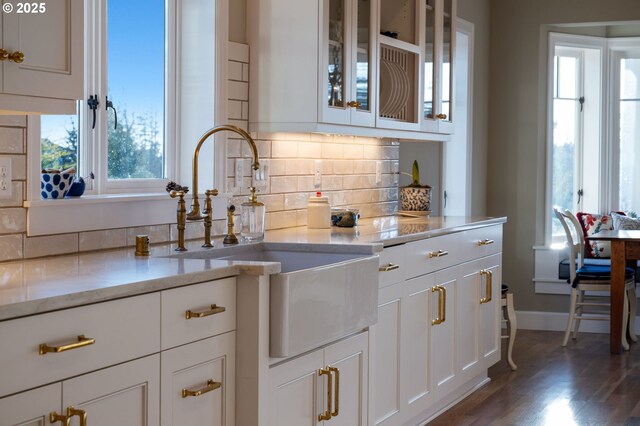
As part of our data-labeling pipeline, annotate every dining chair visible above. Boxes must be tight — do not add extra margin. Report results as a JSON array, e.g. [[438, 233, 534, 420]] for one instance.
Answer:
[[554, 208, 637, 349]]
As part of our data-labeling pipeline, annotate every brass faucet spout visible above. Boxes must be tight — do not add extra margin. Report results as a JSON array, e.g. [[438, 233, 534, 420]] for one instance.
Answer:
[[187, 125, 260, 221]]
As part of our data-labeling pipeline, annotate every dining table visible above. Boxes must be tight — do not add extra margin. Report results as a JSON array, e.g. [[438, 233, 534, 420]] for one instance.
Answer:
[[587, 229, 640, 354]]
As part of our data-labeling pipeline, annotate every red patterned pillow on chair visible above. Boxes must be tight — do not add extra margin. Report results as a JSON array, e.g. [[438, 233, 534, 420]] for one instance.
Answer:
[[576, 212, 614, 258]]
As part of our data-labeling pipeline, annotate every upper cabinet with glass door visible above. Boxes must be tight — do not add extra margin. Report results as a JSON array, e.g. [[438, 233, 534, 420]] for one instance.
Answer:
[[247, 0, 455, 139], [0, 0, 83, 114], [322, 0, 376, 127], [247, 0, 377, 135], [422, 0, 455, 134]]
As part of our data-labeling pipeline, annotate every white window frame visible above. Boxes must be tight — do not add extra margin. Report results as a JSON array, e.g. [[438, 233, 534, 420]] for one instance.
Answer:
[[24, 0, 230, 236], [544, 32, 606, 245]]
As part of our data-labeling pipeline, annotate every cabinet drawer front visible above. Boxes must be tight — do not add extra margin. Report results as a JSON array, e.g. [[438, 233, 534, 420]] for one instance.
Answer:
[[161, 277, 236, 350], [0, 293, 160, 397], [403, 233, 464, 278], [379, 244, 408, 288], [459, 225, 503, 260]]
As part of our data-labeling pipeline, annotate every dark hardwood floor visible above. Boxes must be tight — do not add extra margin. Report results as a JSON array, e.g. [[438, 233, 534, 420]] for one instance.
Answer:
[[430, 330, 640, 425]]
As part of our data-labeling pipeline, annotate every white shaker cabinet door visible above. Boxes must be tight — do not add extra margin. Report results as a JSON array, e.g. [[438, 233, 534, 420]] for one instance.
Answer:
[[324, 332, 369, 426], [2, 0, 83, 100], [161, 332, 236, 426], [0, 384, 60, 426], [62, 355, 160, 426], [431, 267, 459, 397], [268, 349, 325, 426]]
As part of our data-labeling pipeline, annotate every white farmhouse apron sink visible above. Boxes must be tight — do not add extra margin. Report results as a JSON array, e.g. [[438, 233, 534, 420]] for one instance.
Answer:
[[166, 243, 379, 357]]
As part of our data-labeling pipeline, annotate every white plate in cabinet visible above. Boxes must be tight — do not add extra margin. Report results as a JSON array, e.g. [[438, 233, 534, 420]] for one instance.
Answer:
[[161, 332, 236, 426], [0, 293, 160, 397], [378, 244, 408, 288], [161, 277, 236, 350]]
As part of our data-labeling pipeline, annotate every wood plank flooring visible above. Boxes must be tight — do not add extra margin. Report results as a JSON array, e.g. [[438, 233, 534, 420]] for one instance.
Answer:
[[430, 330, 640, 425]]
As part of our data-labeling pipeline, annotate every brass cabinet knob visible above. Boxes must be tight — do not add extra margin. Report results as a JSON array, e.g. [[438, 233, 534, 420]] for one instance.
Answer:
[[9, 51, 24, 63], [347, 100, 362, 108], [0, 49, 8, 61], [435, 113, 447, 120]]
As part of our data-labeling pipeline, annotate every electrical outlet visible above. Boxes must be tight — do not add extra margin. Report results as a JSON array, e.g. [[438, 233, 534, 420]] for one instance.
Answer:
[[375, 161, 383, 185], [0, 156, 12, 199], [254, 160, 269, 189], [314, 160, 322, 188], [235, 159, 244, 189]]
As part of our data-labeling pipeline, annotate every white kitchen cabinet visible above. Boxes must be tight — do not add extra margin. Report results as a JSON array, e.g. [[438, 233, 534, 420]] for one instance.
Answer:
[[421, 0, 456, 134], [372, 224, 503, 426], [0, 0, 83, 114], [268, 332, 369, 426], [161, 332, 236, 426], [0, 277, 237, 425], [248, 0, 377, 134], [0, 356, 160, 426], [61, 355, 160, 426]]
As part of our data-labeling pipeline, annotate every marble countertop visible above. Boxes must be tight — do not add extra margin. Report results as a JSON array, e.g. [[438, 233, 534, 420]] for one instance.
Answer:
[[0, 215, 505, 321]]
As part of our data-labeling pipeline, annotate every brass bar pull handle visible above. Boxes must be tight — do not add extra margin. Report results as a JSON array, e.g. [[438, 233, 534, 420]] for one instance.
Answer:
[[185, 304, 226, 319], [478, 239, 495, 246], [428, 250, 449, 258], [318, 368, 332, 421], [440, 286, 447, 323], [9, 51, 24, 63], [347, 100, 362, 108], [49, 411, 70, 426], [181, 379, 221, 398], [39, 335, 95, 355], [67, 407, 87, 426], [431, 286, 443, 325], [480, 270, 493, 304], [329, 366, 340, 417], [379, 263, 400, 272]]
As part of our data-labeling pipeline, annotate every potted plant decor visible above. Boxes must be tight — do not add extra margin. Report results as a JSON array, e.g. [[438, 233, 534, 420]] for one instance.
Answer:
[[399, 160, 432, 212]]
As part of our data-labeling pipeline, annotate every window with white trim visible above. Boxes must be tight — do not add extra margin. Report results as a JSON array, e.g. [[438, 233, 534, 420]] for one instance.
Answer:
[[39, 0, 173, 196], [547, 33, 640, 244]]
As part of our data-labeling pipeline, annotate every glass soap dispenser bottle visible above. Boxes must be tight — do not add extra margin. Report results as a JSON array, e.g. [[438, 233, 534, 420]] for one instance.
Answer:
[[240, 186, 266, 241]]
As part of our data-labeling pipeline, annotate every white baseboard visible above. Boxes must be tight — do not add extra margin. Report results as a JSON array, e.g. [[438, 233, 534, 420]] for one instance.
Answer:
[[515, 310, 640, 333]]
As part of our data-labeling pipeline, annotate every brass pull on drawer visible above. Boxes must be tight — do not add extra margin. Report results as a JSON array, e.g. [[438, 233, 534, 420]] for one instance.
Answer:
[[49, 411, 70, 426], [379, 263, 400, 272], [478, 239, 495, 246], [428, 250, 449, 258], [67, 407, 87, 426], [39, 335, 95, 355], [182, 379, 222, 398], [185, 304, 226, 319]]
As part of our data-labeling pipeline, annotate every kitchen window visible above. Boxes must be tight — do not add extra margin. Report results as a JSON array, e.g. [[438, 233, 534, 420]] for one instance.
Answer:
[[40, 0, 172, 194], [26, 0, 228, 236], [546, 33, 640, 244]]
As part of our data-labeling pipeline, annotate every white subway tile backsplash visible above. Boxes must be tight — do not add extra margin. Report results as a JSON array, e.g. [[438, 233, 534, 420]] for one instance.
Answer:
[[297, 142, 322, 158], [270, 210, 297, 229], [0, 182, 23, 208], [321, 143, 344, 159], [285, 159, 314, 176], [321, 176, 343, 191], [271, 176, 298, 193], [9, 155, 25, 180], [229, 81, 249, 101], [24, 234, 78, 259], [272, 140, 298, 158], [0, 235, 22, 261], [332, 160, 354, 175], [228, 61, 244, 81], [0, 128, 24, 154], [228, 100, 243, 120], [126, 225, 171, 246], [79, 229, 127, 251], [0, 116, 26, 127], [297, 176, 316, 192], [228, 41, 249, 62], [0, 208, 25, 234], [284, 192, 309, 210]]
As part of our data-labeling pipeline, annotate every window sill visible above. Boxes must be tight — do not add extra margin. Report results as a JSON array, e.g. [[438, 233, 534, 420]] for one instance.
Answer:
[[24, 192, 230, 236]]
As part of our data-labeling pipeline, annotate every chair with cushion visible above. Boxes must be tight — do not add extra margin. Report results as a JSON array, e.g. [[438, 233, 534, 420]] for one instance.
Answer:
[[554, 208, 637, 349]]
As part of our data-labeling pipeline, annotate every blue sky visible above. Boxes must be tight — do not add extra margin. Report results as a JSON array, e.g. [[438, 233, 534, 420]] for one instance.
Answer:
[[42, 0, 165, 147]]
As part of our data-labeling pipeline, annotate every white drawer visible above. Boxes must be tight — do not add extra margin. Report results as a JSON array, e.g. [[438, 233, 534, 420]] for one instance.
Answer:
[[403, 232, 465, 279], [161, 277, 236, 350], [378, 244, 408, 288], [458, 225, 503, 260], [0, 293, 160, 397]]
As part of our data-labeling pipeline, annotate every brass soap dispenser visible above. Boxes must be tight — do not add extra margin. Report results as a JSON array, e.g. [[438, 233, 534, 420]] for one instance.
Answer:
[[240, 186, 266, 241]]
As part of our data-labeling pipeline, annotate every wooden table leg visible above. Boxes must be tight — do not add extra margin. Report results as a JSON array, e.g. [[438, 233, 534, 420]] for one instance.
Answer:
[[610, 240, 625, 354]]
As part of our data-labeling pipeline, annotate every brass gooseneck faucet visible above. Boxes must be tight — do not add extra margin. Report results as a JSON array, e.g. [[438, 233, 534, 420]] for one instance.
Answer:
[[168, 124, 260, 251]]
